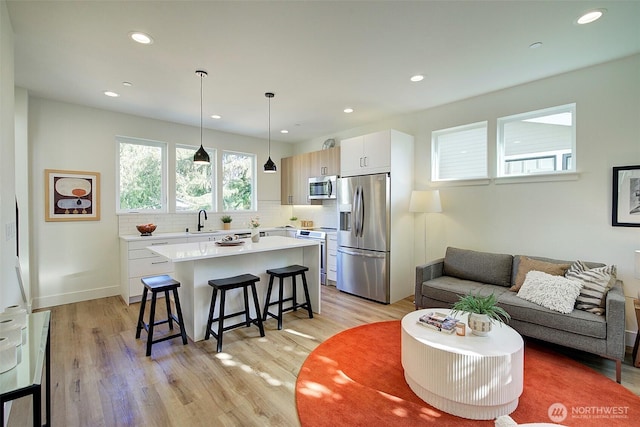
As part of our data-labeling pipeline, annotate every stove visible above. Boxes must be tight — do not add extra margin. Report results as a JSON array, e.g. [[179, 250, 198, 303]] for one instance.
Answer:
[[295, 229, 327, 284]]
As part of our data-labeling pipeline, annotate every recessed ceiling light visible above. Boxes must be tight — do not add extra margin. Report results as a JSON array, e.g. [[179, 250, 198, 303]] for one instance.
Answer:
[[280, 129, 289, 134], [344, 108, 354, 113], [410, 75, 424, 82], [129, 32, 153, 44], [529, 42, 543, 49], [211, 114, 221, 119], [122, 81, 132, 87], [103, 91, 119, 97], [576, 9, 606, 25]]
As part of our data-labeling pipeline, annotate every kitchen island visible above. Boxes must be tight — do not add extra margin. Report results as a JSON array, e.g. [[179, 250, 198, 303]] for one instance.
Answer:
[[148, 236, 320, 342]]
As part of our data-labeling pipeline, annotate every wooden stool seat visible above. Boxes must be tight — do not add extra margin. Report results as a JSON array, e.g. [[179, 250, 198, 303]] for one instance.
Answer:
[[135, 274, 188, 357], [263, 264, 313, 330], [205, 274, 265, 352]]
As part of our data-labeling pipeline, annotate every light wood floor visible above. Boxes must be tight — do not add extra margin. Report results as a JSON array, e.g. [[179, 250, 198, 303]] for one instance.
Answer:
[[8, 285, 640, 426]]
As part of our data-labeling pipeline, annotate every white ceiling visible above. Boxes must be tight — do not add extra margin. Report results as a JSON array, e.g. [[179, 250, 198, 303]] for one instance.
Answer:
[[7, 1, 640, 143]]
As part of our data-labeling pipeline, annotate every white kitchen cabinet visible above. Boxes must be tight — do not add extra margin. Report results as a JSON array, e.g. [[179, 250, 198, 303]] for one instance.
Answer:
[[326, 232, 337, 284], [340, 129, 411, 177], [120, 236, 187, 304]]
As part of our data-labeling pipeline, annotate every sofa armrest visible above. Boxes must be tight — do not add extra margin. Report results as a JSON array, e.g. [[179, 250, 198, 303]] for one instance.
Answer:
[[415, 258, 444, 309], [605, 280, 626, 360]]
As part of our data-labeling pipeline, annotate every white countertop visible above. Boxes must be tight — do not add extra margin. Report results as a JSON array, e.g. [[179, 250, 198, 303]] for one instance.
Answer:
[[147, 235, 319, 262], [119, 227, 295, 241]]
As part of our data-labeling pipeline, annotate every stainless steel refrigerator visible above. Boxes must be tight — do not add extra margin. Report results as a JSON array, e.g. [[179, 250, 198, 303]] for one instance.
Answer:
[[337, 173, 391, 303]]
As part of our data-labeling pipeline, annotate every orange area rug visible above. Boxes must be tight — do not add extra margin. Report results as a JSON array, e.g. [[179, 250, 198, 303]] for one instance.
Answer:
[[296, 320, 640, 426]]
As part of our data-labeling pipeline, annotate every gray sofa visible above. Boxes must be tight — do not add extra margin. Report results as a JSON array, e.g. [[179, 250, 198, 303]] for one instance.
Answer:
[[415, 247, 626, 383]]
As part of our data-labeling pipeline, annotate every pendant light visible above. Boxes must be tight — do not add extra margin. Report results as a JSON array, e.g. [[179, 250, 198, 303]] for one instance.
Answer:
[[193, 69, 210, 165], [263, 92, 277, 173]]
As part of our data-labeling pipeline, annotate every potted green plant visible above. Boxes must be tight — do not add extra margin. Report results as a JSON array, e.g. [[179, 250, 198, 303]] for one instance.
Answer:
[[221, 215, 232, 230], [450, 292, 510, 336], [289, 216, 298, 226]]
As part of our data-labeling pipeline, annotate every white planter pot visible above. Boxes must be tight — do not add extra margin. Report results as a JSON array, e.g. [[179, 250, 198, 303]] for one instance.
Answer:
[[468, 313, 492, 336]]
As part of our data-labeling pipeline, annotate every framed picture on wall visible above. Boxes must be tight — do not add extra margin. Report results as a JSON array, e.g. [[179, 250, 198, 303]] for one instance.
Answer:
[[45, 169, 100, 221], [612, 165, 640, 227]]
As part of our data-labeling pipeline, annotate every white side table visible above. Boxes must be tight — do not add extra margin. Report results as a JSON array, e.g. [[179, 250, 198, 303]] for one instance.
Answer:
[[401, 309, 523, 420]]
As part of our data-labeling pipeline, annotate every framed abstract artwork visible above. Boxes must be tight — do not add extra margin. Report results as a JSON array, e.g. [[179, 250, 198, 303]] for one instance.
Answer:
[[612, 165, 640, 227], [45, 169, 100, 221]]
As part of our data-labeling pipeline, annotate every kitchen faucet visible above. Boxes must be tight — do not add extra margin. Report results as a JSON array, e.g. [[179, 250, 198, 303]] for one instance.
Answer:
[[197, 209, 208, 231]]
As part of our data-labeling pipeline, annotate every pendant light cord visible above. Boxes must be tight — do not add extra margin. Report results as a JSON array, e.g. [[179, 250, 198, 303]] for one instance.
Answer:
[[268, 95, 271, 154], [200, 73, 203, 147]]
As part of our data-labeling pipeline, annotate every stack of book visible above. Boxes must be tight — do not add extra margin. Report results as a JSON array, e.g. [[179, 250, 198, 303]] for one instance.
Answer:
[[417, 311, 457, 334]]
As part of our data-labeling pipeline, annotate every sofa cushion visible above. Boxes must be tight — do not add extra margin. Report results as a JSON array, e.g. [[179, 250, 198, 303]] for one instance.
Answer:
[[421, 276, 511, 307], [511, 256, 571, 291], [497, 291, 606, 339], [566, 260, 617, 315], [443, 247, 513, 287], [516, 271, 583, 314]]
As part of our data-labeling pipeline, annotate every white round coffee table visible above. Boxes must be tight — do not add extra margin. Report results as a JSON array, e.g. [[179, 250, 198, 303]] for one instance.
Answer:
[[401, 309, 524, 420]]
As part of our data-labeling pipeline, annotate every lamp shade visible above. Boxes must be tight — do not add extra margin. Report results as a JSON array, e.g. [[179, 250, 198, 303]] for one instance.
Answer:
[[409, 190, 442, 213]]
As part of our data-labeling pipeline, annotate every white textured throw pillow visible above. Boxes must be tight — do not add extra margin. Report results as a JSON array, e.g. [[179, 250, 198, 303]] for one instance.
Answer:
[[517, 271, 583, 314]]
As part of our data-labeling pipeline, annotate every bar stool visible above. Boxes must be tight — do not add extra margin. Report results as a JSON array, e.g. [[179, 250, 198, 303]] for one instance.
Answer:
[[263, 264, 313, 330], [135, 275, 188, 357], [205, 274, 265, 352]]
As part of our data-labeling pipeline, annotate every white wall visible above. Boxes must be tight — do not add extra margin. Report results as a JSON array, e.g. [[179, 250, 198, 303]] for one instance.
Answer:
[[28, 98, 293, 309], [301, 55, 640, 334], [0, 0, 21, 311]]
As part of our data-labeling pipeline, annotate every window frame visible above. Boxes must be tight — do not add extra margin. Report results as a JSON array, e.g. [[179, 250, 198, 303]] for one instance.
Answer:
[[175, 144, 217, 213], [221, 150, 257, 212], [431, 121, 489, 182], [497, 103, 576, 178], [116, 136, 168, 214]]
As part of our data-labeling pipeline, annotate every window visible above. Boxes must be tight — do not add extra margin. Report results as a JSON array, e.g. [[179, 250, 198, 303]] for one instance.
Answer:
[[175, 145, 216, 211], [498, 104, 575, 177], [432, 121, 488, 181], [117, 137, 166, 212], [222, 151, 256, 211]]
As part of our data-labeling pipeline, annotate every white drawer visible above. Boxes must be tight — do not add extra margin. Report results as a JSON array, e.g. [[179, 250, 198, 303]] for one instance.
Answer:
[[327, 268, 337, 281], [129, 248, 158, 260], [129, 256, 173, 277], [327, 252, 337, 269], [128, 237, 187, 250]]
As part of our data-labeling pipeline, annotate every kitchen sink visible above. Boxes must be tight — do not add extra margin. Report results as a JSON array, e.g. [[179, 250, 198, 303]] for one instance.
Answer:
[[188, 230, 221, 235]]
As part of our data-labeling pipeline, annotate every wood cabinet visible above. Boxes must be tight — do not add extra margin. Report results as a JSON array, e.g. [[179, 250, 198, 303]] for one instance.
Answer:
[[341, 130, 403, 177], [309, 147, 340, 177], [281, 155, 310, 205], [281, 148, 339, 205], [120, 236, 187, 304]]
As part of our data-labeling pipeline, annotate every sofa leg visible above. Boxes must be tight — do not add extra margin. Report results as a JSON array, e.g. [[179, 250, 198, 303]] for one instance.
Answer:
[[616, 359, 621, 384]]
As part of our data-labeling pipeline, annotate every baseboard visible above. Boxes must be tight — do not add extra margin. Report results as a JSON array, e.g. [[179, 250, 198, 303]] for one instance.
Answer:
[[31, 285, 120, 310], [625, 330, 637, 352]]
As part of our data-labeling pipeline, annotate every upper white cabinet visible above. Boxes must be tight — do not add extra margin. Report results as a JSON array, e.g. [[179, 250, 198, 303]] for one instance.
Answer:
[[340, 130, 411, 177]]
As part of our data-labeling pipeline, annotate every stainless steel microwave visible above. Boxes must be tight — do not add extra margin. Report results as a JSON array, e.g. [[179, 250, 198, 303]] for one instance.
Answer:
[[309, 175, 337, 200]]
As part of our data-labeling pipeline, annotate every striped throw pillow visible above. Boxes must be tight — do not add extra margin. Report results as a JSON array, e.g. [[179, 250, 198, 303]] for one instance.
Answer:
[[565, 260, 617, 315]]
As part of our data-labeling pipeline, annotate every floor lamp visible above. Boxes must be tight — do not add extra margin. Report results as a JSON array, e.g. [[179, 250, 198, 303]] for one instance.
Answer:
[[409, 190, 442, 263]]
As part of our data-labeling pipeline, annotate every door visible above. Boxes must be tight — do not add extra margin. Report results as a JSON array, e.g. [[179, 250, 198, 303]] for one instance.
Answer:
[[358, 173, 390, 252], [337, 246, 390, 303], [337, 176, 358, 249]]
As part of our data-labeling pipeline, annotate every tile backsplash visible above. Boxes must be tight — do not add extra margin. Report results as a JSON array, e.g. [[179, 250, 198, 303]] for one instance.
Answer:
[[118, 200, 338, 235]]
